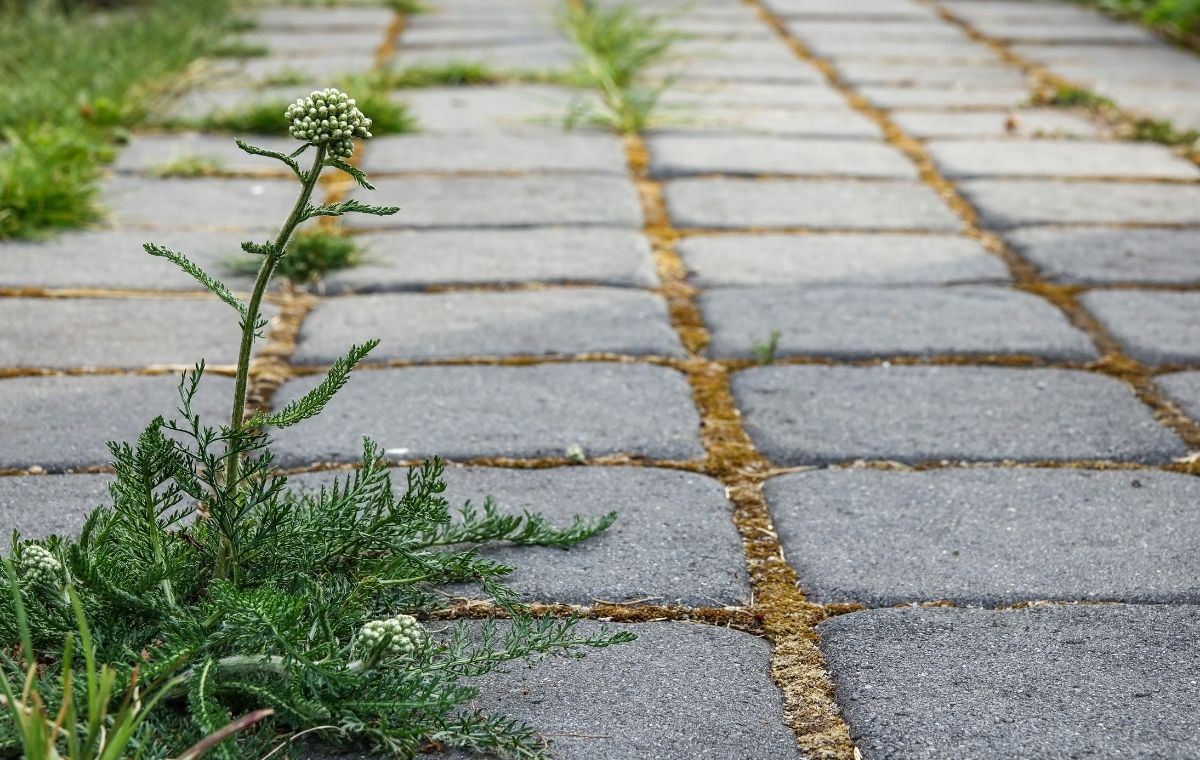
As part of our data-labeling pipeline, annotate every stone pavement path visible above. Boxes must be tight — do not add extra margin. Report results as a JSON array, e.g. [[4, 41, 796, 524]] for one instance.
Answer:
[[2, 0, 1200, 757]]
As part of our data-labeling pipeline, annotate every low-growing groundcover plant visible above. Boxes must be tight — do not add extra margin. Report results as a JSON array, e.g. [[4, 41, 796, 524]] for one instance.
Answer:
[[0, 89, 631, 758]]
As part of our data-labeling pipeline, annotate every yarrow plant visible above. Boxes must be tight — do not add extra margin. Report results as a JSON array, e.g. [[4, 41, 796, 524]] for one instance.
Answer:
[[0, 88, 630, 758]]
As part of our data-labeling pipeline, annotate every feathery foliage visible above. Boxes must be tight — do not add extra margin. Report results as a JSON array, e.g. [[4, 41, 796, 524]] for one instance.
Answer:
[[1, 88, 629, 758]]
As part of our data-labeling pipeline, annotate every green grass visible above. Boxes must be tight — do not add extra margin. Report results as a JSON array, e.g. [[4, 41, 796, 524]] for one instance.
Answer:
[[194, 92, 416, 136], [0, 0, 237, 239], [1128, 116, 1200, 146], [147, 153, 227, 178], [559, 1, 682, 134], [1037, 85, 1117, 110], [380, 61, 506, 88], [1084, 0, 1200, 39], [227, 229, 366, 284]]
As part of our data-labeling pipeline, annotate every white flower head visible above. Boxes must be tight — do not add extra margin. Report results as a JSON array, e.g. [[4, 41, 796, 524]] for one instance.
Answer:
[[285, 88, 373, 158], [357, 614, 425, 659], [19, 545, 61, 587]]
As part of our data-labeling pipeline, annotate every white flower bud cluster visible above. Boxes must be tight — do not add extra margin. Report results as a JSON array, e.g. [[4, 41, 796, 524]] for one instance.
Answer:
[[358, 614, 425, 658], [285, 88, 373, 158], [19, 545, 61, 587]]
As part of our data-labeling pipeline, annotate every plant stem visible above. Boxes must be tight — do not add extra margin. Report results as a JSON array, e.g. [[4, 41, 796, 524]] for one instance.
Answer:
[[216, 144, 327, 581]]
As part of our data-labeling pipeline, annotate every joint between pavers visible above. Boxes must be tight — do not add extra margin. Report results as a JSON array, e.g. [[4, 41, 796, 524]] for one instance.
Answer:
[[625, 119, 856, 755]]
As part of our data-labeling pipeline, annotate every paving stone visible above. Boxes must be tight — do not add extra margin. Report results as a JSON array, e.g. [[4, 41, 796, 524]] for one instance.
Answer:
[[659, 81, 846, 109], [254, 6, 394, 31], [1007, 227, 1200, 285], [818, 605, 1200, 759], [346, 175, 642, 229], [0, 474, 112, 541], [767, 468, 1200, 606], [890, 109, 1103, 139], [290, 466, 748, 606], [238, 30, 384, 56], [663, 58, 826, 84], [306, 621, 800, 760], [655, 107, 883, 139], [321, 228, 657, 292], [1081, 290, 1200, 365], [703, 285, 1095, 360], [836, 61, 1026, 88], [927, 140, 1200, 180], [646, 135, 916, 179], [805, 39, 1003, 64], [0, 298, 275, 369], [857, 86, 1030, 109], [940, 0, 1111, 24], [0, 230, 254, 291], [232, 54, 376, 84], [973, 20, 1160, 44], [665, 178, 961, 231], [678, 233, 1007, 286], [103, 176, 310, 231], [731, 365, 1184, 465], [400, 26, 559, 48], [388, 41, 575, 70], [768, 0, 939, 19], [392, 86, 581, 132], [294, 288, 683, 363], [0, 375, 232, 471], [166, 86, 309, 121], [1158, 371, 1200, 422], [959, 180, 1200, 229], [360, 133, 628, 174], [272, 364, 704, 465], [784, 20, 970, 43], [113, 134, 297, 174]]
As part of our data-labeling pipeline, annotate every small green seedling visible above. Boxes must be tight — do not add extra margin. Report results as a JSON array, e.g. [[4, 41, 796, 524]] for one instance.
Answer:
[[226, 227, 365, 285], [752, 330, 782, 366], [147, 153, 226, 178]]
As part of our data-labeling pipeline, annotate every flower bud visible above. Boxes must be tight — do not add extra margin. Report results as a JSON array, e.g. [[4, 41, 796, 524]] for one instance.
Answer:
[[357, 614, 425, 659], [285, 87, 373, 156], [19, 545, 61, 587]]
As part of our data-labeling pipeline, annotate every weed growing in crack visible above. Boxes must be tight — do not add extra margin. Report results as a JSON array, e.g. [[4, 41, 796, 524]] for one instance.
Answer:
[[148, 153, 226, 178], [226, 228, 365, 285], [189, 92, 417, 137], [0, 88, 629, 758], [752, 330, 782, 367], [559, 1, 682, 134]]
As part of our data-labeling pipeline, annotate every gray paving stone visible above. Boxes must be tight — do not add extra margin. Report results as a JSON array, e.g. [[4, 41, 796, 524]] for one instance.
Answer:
[[767, 468, 1200, 606], [306, 621, 800, 759], [388, 41, 575, 70], [646, 135, 916, 179], [166, 86, 308, 121], [0, 474, 112, 541], [1007, 227, 1200, 285], [837, 61, 1026, 88], [655, 107, 883, 139], [0, 230, 254, 291], [940, 0, 1112, 24], [660, 81, 846, 109], [254, 6, 394, 31], [818, 605, 1200, 760], [784, 20, 970, 43], [322, 228, 657, 292], [703, 285, 1096, 360], [393, 86, 581, 133], [665, 178, 961, 231], [360, 133, 628, 174], [975, 20, 1160, 44], [857, 86, 1030, 109], [272, 363, 704, 465], [103, 176, 310, 231], [927, 140, 1200, 180], [731, 365, 1184, 465], [401, 26, 559, 48], [1081, 290, 1200, 365], [291, 466, 748, 606], [960, 180, 1200, 229], [294, 288, 683, 363], [233, 54, 377, 84], [1158, 371, 1200, 422], [0, 298, 275, 369], [346, 175, 642, 229], [769, 0, 938, 19], [890, 109, 1103, 139], [238, 30, 384, 56], [806, 39, 1002, 64], [114, 134, 298, 174], [0, 374, 232, 471], [664, 58, 826, 84], [679, 233, 1007, 286]]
